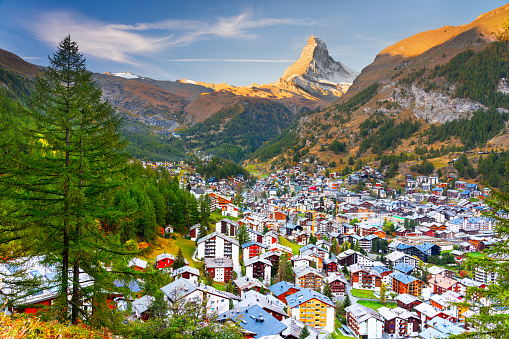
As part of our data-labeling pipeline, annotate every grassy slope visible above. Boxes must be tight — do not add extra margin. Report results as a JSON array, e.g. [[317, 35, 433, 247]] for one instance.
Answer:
[[357, 300, 398, 311], [148, 233, 198, 267], [350, 289, 376, 299], [279, 236, 302, 255]]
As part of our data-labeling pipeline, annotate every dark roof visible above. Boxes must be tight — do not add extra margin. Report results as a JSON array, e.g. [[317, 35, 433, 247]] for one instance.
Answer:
[[218, 304, 287, 338], [268, 281, 302, 297]]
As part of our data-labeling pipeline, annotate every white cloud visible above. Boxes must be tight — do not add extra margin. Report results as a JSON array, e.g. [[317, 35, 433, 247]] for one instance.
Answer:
[[167, 59, 294, 62], [29, 11, 163, 64], [26, 9, 316, 64]]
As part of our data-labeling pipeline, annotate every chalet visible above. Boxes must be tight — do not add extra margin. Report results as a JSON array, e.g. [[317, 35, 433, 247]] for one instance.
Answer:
[[171, 266, 200, 283], [155, 252, 175, 270], [292, 255, 312, 268], [378, 306, 421, 338], [393, 262, 415, 275], [447, 189, 460, 199], [209, 192, 232, 207], [455, 181, 467, 190], [216, 219, 239, 238], [235, 290, 288, 321], [160, 278, 240, 316], [287, 288, 336, 333], [260, 250, 282, 273], [350, 264, 383, 291], [294, 265, 326, 291], [263, 231, 279, 247], [217, 304, 287, 338], [196, 232, 240, 267], [426, 316, 465, 336], [128, 258, 147, 272], [189, 223, 202, 241], [204, 257, 234, 283], [269, 281, 302, 304], [221, 203, 240, 218], [428, 266, 455, 280], [428, 274, 461, 295], [345, 303, 384, 339], [432, 187, 443, 196], [131, 295, 154, 321], [395, 293, 423, 311], [324, 273, 347, 296], [247, 228, 263, 243], [336, 249, 358, 266], [389, 271, 426, 297], [233, 276, 263, 297], [322, 258, 338, 273], [242, 241, 267, 260], [385, 251, 420, 267], [414, 302, 439, 324], [244, 256, 272, 283], [295, 232, 309, 246]]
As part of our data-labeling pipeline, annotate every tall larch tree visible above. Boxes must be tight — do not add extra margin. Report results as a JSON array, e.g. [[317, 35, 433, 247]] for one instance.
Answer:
[[0, 36, 140, 325]]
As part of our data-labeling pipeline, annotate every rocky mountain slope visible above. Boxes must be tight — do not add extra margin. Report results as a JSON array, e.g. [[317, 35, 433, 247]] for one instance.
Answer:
[[280, 35, 359, 97], [90, 35, 358, 135], [250, 4, 509, 175]]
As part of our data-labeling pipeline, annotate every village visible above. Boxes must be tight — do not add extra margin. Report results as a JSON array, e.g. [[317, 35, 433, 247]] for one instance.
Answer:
[[2, 160, 500, 339]]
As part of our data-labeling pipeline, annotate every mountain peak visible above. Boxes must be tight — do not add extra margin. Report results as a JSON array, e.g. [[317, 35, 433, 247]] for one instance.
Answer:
[[280, 36, 359, 98]]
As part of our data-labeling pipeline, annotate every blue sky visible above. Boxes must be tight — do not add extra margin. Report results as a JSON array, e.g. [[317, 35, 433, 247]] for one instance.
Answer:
[[0, 0, 506, 86]]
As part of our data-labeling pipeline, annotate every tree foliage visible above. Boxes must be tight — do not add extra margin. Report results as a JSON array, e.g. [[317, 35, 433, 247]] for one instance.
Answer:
[[452, 188, 509, 338]]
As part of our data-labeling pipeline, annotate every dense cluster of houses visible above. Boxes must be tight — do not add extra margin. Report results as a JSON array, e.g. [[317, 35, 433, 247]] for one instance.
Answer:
[[0, 163, 502, 338]]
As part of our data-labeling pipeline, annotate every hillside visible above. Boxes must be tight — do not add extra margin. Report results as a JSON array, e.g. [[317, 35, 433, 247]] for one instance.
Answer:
[[344, 4, 509, 99], [250, 4, 509, 190]]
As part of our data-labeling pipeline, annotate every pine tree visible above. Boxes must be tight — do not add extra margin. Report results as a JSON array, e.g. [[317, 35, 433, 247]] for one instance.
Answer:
[[198, 223, 208, 241], [0, 35, 139, 325], [236, 224, 250, 245], [173, 248, 186, 271], [343, 293, 351, 309], [380, 283, 387, 305], [299, 324, 310, 339], [454, 188, 509, 338], [277, 252, 293, 283], [322, 280, 333, 300]]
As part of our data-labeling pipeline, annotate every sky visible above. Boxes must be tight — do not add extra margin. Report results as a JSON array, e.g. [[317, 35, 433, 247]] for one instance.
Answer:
[[0, 0, 506, 86]]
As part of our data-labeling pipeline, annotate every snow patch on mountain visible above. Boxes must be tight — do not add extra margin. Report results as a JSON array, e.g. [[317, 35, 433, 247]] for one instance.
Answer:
[[280, 36, 359, 97], [110, 71, 140, 79]]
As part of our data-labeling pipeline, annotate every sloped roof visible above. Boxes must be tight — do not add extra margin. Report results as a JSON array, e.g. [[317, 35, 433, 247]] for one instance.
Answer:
[[389, 271, 418, 285], [393, 262, 415, 275], [286, 288, 335, 308], [197, 231, 240, 246], [268, 281, 302, 297], [218, 304, 287, 338]]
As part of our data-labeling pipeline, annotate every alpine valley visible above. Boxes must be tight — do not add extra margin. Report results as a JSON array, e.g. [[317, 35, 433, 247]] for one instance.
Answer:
[[2, 4, 509, 171]]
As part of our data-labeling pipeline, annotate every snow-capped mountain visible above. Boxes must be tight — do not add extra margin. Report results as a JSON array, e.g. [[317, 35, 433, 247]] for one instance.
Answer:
[[106, 71, 141, 79], [280, 36, 359, 97]]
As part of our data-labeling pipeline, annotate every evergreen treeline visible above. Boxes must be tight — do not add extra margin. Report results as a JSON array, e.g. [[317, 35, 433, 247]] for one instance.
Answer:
[[113, 163, 211, 241], [123, 128, 186, 162], [359, 118, 420, 154], [250, 124, 300, 162], [193, 156, 251, 180], [182, 102, 298, 162], [425, 108, 508, 149], [328, 139, 347, 154], [410, 159, 435, 176], [453, 153, 477, 179], [433, 41, 509, 108], [477, 151, 509, 191], [0, 68, 33, 99], [333, 83, 380, 113]]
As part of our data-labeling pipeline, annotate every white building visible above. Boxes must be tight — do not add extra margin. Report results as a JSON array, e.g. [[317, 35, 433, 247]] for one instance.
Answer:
[[196, 232, 240, 267], [160, 278, 240, 316]]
